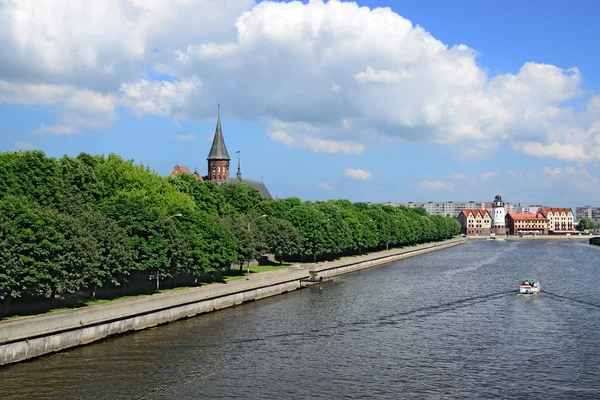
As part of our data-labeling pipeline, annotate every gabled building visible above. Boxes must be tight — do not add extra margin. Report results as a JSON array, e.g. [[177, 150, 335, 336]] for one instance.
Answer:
[[170, 165, 203, 181], [457, 209, 492, 236], [536, 208, 574, 233], [506, 213, 548, 235]]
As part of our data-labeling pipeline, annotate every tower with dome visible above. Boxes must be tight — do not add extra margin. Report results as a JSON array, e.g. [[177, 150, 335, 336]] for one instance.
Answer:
[[491, 195, 507, 235]]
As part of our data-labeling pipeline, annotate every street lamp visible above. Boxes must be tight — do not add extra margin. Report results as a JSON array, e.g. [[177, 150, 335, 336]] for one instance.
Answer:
[[246, 214, 267, 277], [157, 213, 183, 292], [247, 214, 267, 231]]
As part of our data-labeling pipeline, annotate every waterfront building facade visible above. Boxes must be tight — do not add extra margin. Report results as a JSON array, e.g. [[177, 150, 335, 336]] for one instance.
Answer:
[[536, 208, 574, 233], [457, 209, 492, 236], [506, 213, 548, 235]]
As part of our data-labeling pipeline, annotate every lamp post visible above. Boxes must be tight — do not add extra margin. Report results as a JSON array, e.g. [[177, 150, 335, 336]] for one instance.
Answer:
[[157, 213, 182, 292], [246, 214, 267, 277]]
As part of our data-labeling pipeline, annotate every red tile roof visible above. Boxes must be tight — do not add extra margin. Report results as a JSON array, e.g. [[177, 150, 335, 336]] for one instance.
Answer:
[[459, 209, 491, 218], [171, 165, 192, 176], [507, 213, 547, 221], [537, 207, 572, 217]]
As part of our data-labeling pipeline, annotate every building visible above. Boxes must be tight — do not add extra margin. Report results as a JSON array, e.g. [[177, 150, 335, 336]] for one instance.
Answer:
[[491, 195, 507, 235], [506, 213, 548, 235], [536, 208, 574, 233], [396, 200, 516, 218], [397, 201, 485, 217], [457, 209, 492, 236], [576, 206, 600, 224], [170, 165, 203, 180], [170, 105, 272, 199]]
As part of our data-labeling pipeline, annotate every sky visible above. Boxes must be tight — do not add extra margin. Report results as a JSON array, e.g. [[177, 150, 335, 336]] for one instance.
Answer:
[[1, 0, 600, 210]]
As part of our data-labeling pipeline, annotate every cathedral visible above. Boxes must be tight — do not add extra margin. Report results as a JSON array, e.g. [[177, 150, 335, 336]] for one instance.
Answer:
[[170, 106, 272, 199]]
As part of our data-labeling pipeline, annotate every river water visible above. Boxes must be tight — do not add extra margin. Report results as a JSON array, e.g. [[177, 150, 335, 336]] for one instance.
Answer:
[[2, 240, 600, 399]]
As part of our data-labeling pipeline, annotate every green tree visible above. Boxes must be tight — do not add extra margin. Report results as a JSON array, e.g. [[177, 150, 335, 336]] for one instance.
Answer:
[[578, 218, 599, 231], [264, 218, 302, 264]]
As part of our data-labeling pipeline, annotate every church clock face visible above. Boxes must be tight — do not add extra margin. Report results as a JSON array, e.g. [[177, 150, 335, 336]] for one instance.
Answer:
[[210, 161, 217, 170]]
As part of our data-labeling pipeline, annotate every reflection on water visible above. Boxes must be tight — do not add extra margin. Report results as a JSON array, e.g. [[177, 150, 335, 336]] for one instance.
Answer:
[[2, 240, 600, 399]]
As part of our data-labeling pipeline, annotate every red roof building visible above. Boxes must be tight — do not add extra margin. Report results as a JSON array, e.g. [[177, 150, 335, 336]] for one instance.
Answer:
[[536, 208, 574, 232], [457, 209, 493, 236], [506, 213, 548, 235], [170, 165, 203, 181]]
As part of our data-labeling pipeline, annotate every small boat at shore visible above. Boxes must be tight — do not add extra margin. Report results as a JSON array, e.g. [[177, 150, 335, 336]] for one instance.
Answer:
[[519, 279, 540, 294]]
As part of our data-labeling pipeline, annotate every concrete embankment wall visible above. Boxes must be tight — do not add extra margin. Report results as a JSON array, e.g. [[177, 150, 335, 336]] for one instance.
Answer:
[[0, 238, 464, 366]]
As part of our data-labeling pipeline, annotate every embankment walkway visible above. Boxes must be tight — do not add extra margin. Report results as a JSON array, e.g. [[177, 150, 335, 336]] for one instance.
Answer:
[[0, 237, 465, 366]]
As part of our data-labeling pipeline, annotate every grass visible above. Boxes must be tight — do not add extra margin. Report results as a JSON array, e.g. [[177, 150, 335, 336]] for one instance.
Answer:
[[222, 264, 290, 282]]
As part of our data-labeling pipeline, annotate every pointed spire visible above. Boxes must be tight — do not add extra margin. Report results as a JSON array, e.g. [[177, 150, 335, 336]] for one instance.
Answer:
[[207, 104, 230, 160], [235, 150, 242, 180]]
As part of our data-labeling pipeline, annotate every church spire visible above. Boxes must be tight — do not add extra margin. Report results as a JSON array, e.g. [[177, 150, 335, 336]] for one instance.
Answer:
[[207, 103, 230, 161], [236, 150, 242, 181]]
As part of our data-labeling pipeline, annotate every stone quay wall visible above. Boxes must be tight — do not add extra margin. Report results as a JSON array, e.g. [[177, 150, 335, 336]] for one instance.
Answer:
[[0, 237, 465, 366]]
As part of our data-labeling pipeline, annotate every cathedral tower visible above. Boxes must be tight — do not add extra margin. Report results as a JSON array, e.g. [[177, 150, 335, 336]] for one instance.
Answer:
[[207, 104, 231, 182]]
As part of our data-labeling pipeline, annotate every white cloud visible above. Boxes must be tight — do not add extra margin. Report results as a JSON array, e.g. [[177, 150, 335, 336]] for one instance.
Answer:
[[419, 180, 455, 190], [32, 124, 78, 135], [517, 142, 593, 162], [174, 134, 196, 142], [316, 182, 332, 190], [449, 173, 468, 180], [267, 120, 364, 154], [0, 0, 600, 162], [480, 172, 498, 182], [14, 141, 35, 151], [344, 168, 372, 181]]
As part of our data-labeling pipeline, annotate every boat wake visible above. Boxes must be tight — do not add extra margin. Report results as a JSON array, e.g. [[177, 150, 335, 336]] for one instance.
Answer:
[[542, 290, 600, 311], [226, 291, 512, 346]]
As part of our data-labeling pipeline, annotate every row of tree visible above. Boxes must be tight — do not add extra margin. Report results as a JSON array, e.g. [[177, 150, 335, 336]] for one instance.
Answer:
[[0, 151, 460, 314]]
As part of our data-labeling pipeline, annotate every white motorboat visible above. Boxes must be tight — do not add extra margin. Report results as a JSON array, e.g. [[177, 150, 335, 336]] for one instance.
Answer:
[[519, 279, 540, 294]]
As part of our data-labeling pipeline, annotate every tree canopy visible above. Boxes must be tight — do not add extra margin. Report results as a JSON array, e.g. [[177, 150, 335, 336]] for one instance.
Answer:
[[0, 150, 460, 315]]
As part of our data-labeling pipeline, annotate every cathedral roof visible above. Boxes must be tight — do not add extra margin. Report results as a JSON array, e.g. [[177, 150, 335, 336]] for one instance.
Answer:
[[238, 178, 273, 200], [207, 107, 230, 161]]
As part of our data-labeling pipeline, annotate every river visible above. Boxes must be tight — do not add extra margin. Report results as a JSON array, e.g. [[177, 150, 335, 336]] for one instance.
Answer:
[[1, 240, 600, 399]]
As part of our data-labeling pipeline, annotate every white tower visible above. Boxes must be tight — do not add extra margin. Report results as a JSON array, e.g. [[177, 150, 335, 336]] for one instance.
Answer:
[[492, 195, 506, 234]]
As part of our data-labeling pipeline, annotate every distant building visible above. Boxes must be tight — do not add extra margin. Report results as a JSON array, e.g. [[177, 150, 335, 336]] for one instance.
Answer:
[[396, 200, 516, 218], [506, 213, 548, 235], [397, 201, 485, 217], [170, 105, 272, 199], [536, 208, 574, 233], [457, 209, 492, 236], [576, 206, 600, 224], [170, 165, 203, 181]]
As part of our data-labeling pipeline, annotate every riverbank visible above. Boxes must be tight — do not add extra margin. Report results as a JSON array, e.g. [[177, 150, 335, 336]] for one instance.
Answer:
[[0, 237, 465, 366], [467, 234, 594, 241]]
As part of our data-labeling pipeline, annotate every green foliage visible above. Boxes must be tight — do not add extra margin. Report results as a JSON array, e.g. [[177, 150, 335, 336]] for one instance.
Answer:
[[0, 150, 460, 316], [578, 218, 599, 231]]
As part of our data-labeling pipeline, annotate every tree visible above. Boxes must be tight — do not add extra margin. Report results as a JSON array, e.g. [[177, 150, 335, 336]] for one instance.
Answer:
[[578, 218, 599, 231], [264, 218, 302, 264]]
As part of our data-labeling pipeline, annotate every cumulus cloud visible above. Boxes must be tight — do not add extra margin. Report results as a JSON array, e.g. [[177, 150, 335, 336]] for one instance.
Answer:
[[449, 173, 468, 180], [316, 182, 332, 190], [174, 134, 196, 142], [419, 180, 455, 190], [0, 0, 599, 162], [480, 172, 498, 182], [344, 168, 372, 181], [32, 124, 78, 135], [14, 141, 35, 151]]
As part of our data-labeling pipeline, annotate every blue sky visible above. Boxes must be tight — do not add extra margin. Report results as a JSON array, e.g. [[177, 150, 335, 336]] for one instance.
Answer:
[[1, 0, 599, 210]]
